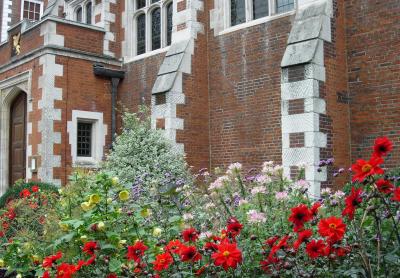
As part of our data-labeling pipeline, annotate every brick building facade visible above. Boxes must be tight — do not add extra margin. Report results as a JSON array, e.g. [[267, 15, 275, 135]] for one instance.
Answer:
[[0, 0, 398, 197]]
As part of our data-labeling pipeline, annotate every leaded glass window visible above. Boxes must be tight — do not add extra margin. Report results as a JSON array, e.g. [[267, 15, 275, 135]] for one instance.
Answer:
[[137, 13, 146, 55], [77, 122, 92, 157], [137, 0, 146, 10], [231, 0, 246, 26], [86, 2, 92, 24], [166, 2, 173, 46], [276, 0, 294, 14], [253, 0, 269, 19], [76, 7, 83, 22], [23, 1, 41, 21], [151, 8, 161, 50]]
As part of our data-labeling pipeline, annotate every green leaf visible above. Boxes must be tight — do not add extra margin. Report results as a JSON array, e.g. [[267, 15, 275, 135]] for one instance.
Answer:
[[109, 258, 122, 273]]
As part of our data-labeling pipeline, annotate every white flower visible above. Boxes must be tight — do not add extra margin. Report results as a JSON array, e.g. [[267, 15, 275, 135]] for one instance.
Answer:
[[205, 202, 216, 209], [321, 187, 332, 196], [199, 231, 213, 240], [333, 190, 345, 199], [208, 176, 229, 191], [275, 191, 289, 200], [292, 179, 310, 190], [262, 161, 275, 174], [251, 186, 267, 195], [255, 175, 272, 184], [183, 213, 194, 221], [226, 162, 242, 175], [238, 199, 249, 206], [247, 210, 266, 223]]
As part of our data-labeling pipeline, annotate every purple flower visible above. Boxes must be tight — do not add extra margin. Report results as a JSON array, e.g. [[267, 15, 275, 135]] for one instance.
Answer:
[[333, 172, 339, 177], [326, 158, 335, 165], [338, 168, 345, 173], [319, 160, 327, 167]]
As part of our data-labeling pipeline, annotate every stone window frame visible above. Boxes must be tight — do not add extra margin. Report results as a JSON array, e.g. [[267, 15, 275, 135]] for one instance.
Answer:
[[65, 0, 94, 25], [131, 0, 173, 57], [20, 0, 44, 21], [67, 110, 107, 168], [221, 0, 296, 34]]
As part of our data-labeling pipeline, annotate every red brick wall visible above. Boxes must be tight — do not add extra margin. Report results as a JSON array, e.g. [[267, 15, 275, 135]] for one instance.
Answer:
[[175, 3, 210, 172], [207, 9, 293, 171], [117, 53, 166, 128], [10, 0, 21, 25], [346, 0, 400, 168], [54, 57, 113, 184], [56, 22, 104, 55], [322, 0, 351, 187], [0, 24, 43, 65]]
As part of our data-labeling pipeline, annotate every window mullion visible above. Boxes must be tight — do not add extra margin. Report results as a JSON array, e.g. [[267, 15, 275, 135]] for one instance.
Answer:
[[269, 0, 276, 16], [245, 0, 252, 22]]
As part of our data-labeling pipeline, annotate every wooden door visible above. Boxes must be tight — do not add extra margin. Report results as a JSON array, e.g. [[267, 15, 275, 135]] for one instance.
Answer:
[[9, 93, 26, 186]]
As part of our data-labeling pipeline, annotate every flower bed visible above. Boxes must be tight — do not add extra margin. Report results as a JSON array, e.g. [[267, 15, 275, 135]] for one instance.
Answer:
[[0, 137, 399, 277]]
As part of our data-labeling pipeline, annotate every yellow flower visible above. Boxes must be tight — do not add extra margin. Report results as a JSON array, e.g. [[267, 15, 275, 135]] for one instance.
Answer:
[[81, 202, 93, 211], [16, 274, 22, 278], [80, 235, 88, 243], [58, 222, 69, 232], [153, 227, 162, 237], [111, 177, 119, 186], [98, 221, 105, 231], [118, 239, 127, 248], [32, 255, 40, 263], [119, 190, 130, 201], [0, 259, 4, 267], [89, 194, 101, 205], [107, 197, 113, 204], [140, 208, 152, 218]]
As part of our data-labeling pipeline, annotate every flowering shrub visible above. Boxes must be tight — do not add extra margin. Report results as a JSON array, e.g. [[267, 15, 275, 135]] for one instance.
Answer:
[[0, 137, 400, 277], [104, 109, 191, 192]]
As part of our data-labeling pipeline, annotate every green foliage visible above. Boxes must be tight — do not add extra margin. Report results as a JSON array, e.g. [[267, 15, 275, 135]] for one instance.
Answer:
[[103, 109, 191, 196], [0, 181, 58, 208]]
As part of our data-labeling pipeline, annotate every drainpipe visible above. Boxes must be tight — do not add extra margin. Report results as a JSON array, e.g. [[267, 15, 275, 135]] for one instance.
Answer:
[[93, 63, 125, 145]]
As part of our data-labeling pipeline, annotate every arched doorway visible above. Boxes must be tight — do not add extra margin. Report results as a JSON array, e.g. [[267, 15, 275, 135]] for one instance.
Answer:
[[8, 93, 27, 186]]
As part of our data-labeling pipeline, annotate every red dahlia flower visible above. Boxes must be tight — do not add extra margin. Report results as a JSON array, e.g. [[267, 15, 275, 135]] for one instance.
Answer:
[[318, 216, 346, 243], [165, 239, 184, 254], [351, 156, 384, 182], [334, 246, 351, 257], [32, 185, 39, 192], [82, 241, 98, 255], [306, 240, 326, 259], [265, 235, 280, 247], [268, 235, 290, 261], [293, 229, 313, 250], [373, 137, 393, 157], [392, 187, 400, 202], [288, 204, 312, 231], [195, 264, 209, 276], [20, 189, 31, 198], [56, 262, 79, 278], [43, 251, 63, 268], [204, 241, 219, 252], [226, 217, 243, 237], [180, 245, 202, 262], [152, 252, 173, 271], [211, 240, 242, 271], [182, 228, 199, 242], [375, 179, 394, 194], [107, 274, 118, 278], [342, 187, 363, 220], [6, 209, 16, 220], [310, 202, 321, 217], [42, 271, 50, 278], [127, 241, 148, 262]]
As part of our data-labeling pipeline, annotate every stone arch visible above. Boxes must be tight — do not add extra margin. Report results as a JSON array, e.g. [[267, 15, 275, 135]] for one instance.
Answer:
[[0, 71, 32, 195]]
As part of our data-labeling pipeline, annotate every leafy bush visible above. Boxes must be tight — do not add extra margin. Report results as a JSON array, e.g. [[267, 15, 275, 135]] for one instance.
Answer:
[[104, 109, 191, 195], [0, 182, 58, 208]]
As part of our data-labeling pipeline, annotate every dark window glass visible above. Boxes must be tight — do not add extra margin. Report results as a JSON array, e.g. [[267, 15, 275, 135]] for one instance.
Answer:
[[77, 122, 92, 157], [152, 0, 160, 3], [155, 92, 167, 105], [137, 0, 146, 9], [76, 7, 83, 22], [151, 8, 161, 50], [231, 0, 246, 26], [137, 13, 146, 55], [23, 1, 41, 21], [276, 0, 294, 14], [86, 2, 92, 24], [166, 2, 173, 46], [253, 0, 269, 19]]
